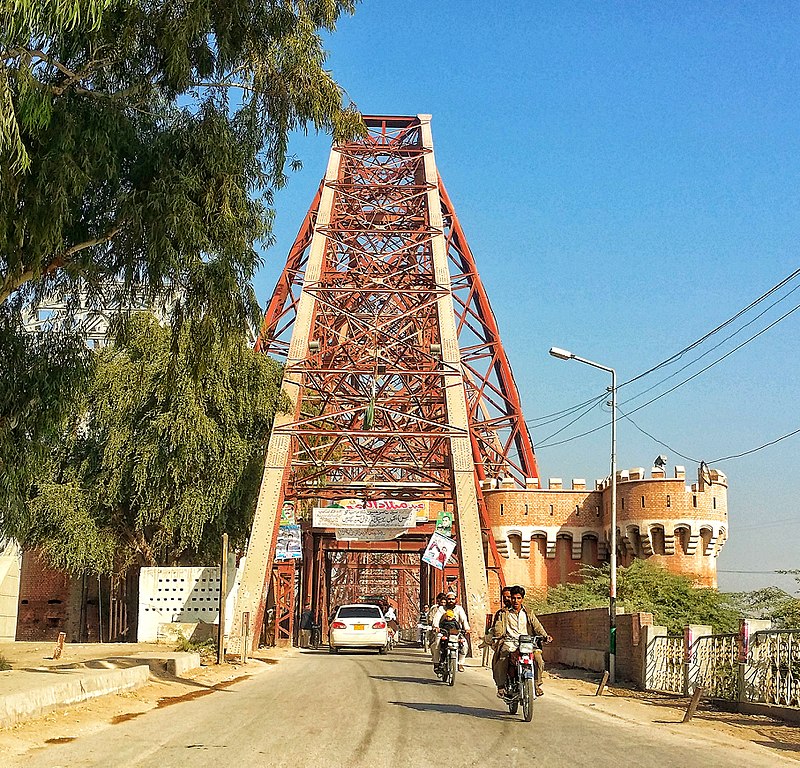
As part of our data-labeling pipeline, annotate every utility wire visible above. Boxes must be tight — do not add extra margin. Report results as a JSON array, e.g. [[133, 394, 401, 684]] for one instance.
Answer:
[[526, 392, 607, 427], [535, 267, 800, 432], [620, 266, 800, 387], [535, 397, 605, 447], [619, 281, 800, 407], [615, 398, 800, 466]]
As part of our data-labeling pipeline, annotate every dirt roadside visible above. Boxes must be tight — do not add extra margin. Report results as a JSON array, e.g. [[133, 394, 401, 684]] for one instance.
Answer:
[[0, 642, 291, 759], [545, 665, 800, 762]]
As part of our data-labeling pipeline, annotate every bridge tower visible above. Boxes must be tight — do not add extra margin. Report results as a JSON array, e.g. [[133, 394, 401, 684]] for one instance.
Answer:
[[229, 115, 538, 652]]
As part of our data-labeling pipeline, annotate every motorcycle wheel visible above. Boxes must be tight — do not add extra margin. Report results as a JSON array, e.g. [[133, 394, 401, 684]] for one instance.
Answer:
[[507, 697, 519, 714], [522, 678, 534, 722], [447, 653, 457, 687]]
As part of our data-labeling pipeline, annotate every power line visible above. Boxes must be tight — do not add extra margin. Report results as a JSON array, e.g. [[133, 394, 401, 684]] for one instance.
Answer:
[[617, 408, 700, 463], [536, 397, 605, 447], [616, 404, 800, 466], [619, 281, 800, 408], [526, 392, 606, 426], [709, 425, 800, 463], [534, 267, 800, 436], [621, 266, 800, 387], [621, 299, 800, 418]]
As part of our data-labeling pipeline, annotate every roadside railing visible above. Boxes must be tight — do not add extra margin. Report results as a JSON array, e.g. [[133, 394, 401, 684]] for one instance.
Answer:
[[745, 629, 800, 708], [644, 634, 684, 694], [689, 632, 738, 701], [643, 621, 800, 715]]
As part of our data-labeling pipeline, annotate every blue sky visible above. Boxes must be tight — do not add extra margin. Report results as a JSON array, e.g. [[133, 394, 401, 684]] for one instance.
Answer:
[[252, 2, 800, 595]]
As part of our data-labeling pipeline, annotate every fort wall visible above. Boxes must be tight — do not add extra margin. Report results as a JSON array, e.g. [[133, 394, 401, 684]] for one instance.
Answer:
[[483, 463, 727, 595]]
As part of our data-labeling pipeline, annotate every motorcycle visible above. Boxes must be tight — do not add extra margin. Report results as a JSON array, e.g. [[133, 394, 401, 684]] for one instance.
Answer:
[[416, 620, 432, 648], [434, 628, 464, 686], [501, 634, 543, 721]]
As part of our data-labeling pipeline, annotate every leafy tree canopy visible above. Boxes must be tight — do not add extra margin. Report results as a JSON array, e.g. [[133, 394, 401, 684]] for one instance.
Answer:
[[0, 0, 362, 528], [13, 312, 288, 574], [0, 315, 90, 518], [529, 560, 741, 634], [1, 0, 362, 323]]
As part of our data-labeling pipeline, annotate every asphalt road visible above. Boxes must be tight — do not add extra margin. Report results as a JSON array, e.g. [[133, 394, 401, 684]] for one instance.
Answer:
[[16, 645, 795, 768]]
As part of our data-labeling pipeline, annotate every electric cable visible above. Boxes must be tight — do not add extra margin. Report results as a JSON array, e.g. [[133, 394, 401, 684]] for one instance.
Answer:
[[620, 266, 800, 387], [535, 266, 800, 431]]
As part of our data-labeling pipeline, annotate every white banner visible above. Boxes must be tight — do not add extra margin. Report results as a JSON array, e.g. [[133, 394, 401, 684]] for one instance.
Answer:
[[334, 527, 407, 542], [422, 532, 457, 571], [313, 501, 419, 529]]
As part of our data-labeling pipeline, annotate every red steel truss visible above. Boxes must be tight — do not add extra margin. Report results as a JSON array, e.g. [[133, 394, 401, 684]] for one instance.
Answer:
[[234, 115, 539, 649], [256, 116, 538, 499]]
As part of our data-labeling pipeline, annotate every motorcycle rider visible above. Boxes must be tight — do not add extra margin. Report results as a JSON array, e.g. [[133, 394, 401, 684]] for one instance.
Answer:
[[491, 585, 552, 697], [427, 593, 446, 656], [432, 591, 470, 672]]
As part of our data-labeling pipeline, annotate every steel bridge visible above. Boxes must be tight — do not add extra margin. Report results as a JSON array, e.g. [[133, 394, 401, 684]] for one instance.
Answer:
[[229, 115, 538, 652]]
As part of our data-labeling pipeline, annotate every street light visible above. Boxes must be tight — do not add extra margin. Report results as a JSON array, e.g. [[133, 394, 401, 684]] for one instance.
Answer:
[[548, 346, 618, 683]]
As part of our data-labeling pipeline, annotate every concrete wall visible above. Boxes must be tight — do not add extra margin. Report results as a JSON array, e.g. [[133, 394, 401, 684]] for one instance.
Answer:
[[137, 562, 238, 642], [0, 540, 21, 641]]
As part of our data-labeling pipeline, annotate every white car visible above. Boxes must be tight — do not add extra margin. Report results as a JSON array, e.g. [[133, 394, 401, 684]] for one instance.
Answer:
[[329, 604, 389, 654]]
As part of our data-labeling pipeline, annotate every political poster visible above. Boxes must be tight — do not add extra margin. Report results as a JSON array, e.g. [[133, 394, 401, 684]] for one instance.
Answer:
[[422, 532, 457, 571], [275, 524, 302, 560], [435, 509, 454, 536]]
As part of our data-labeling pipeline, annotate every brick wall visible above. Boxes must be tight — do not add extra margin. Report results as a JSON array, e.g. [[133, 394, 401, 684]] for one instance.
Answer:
[[536, 606, 653, 686], [16, 550, 74, 641], [615, 612, 653, 687]]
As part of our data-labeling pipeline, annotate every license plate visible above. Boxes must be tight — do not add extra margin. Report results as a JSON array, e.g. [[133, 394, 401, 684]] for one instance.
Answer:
[[354, 624, 365, 630]]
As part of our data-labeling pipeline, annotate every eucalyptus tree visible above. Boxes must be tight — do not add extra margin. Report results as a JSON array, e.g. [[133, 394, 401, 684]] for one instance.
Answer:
[[21, 312, 288, 573], [0, 0, 362, 524]]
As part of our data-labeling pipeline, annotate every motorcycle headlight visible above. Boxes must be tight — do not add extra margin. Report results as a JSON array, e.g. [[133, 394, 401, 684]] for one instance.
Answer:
[[519, 641, 534, 654]]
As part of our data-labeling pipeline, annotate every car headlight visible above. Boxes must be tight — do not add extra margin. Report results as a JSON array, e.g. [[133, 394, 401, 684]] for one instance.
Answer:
[[519, 641, 534, 654]]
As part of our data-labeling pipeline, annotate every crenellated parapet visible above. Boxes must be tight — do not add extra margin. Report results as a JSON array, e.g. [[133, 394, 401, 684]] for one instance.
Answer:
[[482, 463, 728, 591]]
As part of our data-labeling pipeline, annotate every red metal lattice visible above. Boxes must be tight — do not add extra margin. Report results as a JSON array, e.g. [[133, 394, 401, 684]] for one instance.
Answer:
[[257, 116, 538, 506]]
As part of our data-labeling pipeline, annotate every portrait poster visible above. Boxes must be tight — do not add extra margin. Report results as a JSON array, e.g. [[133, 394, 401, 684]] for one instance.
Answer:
[[275, 524, 302, 560], [422, 532, 457, 571]]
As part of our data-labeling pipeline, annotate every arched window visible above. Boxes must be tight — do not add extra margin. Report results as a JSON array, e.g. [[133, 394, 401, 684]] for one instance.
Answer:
[[651, 527, 666, 555]]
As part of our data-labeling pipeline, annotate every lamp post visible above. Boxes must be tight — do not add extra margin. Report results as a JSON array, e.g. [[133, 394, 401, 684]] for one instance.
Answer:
[[549, 346, 617, 683]]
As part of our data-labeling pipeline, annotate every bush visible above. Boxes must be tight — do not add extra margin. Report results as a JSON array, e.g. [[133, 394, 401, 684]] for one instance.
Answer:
[[529, 560, 741, 634], [174, 633, 217, 663]]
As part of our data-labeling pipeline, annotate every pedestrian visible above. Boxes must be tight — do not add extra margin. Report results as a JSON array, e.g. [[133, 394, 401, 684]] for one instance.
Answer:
[[299, 602, 314, 648]]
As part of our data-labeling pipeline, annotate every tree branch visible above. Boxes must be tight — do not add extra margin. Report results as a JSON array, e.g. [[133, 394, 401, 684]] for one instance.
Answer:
[[0, 224, 122, 305]]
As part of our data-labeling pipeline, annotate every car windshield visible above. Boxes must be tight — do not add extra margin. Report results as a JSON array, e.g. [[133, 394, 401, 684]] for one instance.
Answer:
[[337, 606, 382, 619]]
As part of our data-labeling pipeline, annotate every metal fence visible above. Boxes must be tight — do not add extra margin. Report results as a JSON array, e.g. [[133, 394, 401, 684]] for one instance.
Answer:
[[689, 633, 738, 701], [745, 630, 800, 708], [645, 634, 684, 694], [644, 627, 800, 710]]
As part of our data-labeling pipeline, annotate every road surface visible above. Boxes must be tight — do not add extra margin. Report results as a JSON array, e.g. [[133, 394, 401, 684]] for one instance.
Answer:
[[14, 645, 795, 768]]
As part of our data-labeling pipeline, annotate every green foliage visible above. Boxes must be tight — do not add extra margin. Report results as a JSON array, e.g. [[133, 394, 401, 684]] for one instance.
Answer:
[[530, 560, 741, 634], [2, 0, 364, 320], [1, 0, 362, 536], [727, 585, 800, 629], [174, 632, 217, 663], [0, 308, 90, 522], [0, 652, 11, 671], [22, 312, 289, 573]]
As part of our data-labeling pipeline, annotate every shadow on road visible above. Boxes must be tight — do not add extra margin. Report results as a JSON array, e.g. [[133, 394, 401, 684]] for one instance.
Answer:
[[370, 675, 440, 685], [389, 700, 518, 721]]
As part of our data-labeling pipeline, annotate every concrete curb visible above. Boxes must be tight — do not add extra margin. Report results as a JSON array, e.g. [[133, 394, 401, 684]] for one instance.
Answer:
[[0, 664, 150, 729], [165, 653, 201, 677]]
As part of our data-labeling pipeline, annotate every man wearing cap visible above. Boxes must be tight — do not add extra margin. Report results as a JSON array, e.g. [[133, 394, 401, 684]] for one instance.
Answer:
[[432, 591, 470, 672]]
